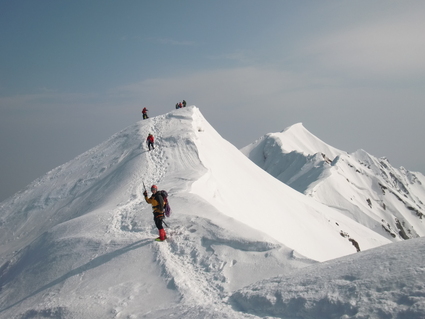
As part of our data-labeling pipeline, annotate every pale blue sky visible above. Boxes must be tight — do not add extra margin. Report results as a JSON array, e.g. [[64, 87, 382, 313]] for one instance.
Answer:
[[1, 0, 425, 201]]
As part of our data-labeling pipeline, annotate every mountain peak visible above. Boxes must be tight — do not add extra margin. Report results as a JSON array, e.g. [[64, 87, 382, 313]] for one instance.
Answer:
[[241, 122, 343, 167], [281, 122, 305, 132], [243, 122, 425, 245], [1, 107, 424, 318], [277, 123, 343, 160]]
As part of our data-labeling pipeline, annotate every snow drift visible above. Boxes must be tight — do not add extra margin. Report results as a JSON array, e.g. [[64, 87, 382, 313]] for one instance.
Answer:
[[230, 237, 425, 319]]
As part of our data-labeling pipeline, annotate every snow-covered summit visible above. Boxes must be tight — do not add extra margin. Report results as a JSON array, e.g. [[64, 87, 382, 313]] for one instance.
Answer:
[[242, 123, 425, 243], [277, 122, 343, 159], [242, 122, 343, 164], [1, 106, 424, 318]]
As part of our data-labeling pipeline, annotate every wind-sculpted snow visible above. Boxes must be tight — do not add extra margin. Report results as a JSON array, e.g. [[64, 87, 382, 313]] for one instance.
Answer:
[[0, 124, 146, 256], [230, 237, 425, 319], [0, 107, 422, 318]]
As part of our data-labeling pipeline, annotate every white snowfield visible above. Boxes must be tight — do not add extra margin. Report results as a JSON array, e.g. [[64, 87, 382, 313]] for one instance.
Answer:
[[0, 106, 424, 319]]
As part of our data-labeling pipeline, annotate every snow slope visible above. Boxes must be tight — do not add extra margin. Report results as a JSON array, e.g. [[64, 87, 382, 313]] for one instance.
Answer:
[[242, 123, 425, 242], [230, 237, 425, 319], [0, 107, 423, 319]]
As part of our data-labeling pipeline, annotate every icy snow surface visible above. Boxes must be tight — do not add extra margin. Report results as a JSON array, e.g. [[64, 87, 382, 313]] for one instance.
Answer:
[[0, 106, 424, 319]]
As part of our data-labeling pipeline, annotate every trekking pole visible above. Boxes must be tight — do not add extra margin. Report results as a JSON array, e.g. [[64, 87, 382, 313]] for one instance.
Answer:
[[162, 219, 169, 228]]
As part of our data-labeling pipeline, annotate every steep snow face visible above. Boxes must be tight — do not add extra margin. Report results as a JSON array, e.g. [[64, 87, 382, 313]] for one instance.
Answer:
[[190, 114, 392, 261], [241, 124, 425, 243]]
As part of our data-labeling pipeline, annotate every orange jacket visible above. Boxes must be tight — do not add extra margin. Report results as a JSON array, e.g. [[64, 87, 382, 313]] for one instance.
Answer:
[[145, 193, 164, 216]]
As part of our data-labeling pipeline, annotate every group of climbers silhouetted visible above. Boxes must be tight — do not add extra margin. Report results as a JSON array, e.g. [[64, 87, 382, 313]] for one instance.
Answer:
[[142, 100, 187, 120], [175, 100, 186, 109]]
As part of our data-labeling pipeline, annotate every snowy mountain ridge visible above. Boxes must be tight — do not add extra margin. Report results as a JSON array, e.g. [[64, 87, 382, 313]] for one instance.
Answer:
[[241, 123, 425, 243], [1, 107, 425, 318]]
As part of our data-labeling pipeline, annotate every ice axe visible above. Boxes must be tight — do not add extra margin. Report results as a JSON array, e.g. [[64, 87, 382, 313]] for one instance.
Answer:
[[142, 180, 148, 197]]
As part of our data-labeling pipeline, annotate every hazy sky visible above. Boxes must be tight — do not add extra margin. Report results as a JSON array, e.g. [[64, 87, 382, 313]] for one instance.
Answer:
[[1, 0, 424, 202]]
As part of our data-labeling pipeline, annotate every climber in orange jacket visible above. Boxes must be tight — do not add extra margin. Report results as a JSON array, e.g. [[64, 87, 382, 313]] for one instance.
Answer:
[[144, 185, 167, 241]]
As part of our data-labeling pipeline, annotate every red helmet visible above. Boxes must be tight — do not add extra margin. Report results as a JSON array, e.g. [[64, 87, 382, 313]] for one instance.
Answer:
[[151, 185, 158, 191]]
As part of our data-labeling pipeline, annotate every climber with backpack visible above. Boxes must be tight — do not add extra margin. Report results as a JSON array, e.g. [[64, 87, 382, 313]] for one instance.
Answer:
[[144, 184, 167, 241], [159, 189, 172, 218]]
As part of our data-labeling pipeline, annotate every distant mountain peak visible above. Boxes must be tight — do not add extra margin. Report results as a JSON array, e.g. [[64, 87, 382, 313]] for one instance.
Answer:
[[281, 122, 305, 132], [242, 123, 343, 167], [242, 123, 425, 243]]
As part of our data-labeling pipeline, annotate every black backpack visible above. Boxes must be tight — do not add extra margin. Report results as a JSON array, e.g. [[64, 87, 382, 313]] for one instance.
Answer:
[[157, 190, 172, 217]]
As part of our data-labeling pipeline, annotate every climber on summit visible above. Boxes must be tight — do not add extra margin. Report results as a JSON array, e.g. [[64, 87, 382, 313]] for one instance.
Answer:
[[142, 107, 149, 119]]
